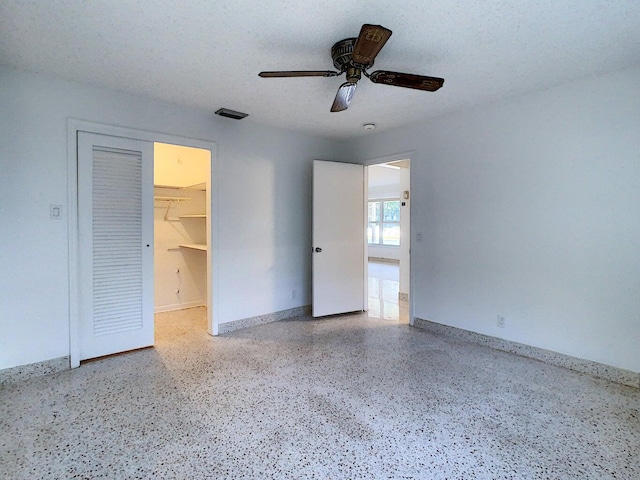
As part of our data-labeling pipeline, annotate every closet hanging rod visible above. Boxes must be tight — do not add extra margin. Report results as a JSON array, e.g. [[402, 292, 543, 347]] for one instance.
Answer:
[[153, 196, 193, 221]]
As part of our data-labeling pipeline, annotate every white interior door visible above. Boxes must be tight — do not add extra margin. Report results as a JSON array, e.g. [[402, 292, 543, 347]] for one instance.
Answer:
[[77, 132, 154, 361], [312, 160, 365, 317]]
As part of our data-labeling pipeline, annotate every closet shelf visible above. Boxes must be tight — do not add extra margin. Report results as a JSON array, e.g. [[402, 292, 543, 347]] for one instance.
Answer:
[[154, 182, 206, 191], [154, 196, 193, 202], [179, 214, 206, 218], [184, 182, 206, 191], [179, 243, 207, 251]]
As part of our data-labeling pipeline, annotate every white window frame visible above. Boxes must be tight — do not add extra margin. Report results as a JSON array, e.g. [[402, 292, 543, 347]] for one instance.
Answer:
[[368, 198, 401, 246]]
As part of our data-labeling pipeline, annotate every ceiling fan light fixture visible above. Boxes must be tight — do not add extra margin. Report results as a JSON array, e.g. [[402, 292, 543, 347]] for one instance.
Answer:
[[215, 108, 249, 120], [363, 123, 376, 131]]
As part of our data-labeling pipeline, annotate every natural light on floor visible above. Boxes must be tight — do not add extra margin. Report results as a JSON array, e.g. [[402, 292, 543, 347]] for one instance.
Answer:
[[367, 261, 408, 323]]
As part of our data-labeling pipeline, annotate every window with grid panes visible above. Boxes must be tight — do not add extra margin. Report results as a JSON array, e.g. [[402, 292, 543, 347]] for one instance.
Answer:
[[367, 199, 400, 246]]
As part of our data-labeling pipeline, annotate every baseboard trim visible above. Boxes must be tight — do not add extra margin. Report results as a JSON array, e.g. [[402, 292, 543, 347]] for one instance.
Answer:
[[413, 318, 639, 388], [2, 306, 311, 383], [0, 356, 70, 385], [218, 305, 312, 335], [155, 301, 205, 314], [368, 257, 400, 264]]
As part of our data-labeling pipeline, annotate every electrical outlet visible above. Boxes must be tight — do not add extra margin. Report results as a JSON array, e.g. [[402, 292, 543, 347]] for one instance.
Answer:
[[497, 315, 506, 328]]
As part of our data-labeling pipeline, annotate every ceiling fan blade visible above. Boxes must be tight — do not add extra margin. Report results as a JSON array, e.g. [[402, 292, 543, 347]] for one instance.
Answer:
[[351, 24, 392, 66], [259, 70, 339, 78], [330, 82, 357, 112], [369, 70, 444, 91]]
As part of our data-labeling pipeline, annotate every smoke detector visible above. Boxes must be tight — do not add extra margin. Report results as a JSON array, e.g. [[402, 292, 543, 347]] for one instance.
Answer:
[[363, 123, 376, 131]]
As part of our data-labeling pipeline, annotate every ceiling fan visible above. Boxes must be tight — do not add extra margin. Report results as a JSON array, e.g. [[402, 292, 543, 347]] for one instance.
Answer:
[[259, 24, 444, 112]]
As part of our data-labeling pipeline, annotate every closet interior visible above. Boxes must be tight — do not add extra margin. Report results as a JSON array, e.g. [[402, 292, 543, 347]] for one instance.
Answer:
[[153, 143, 211, 319]]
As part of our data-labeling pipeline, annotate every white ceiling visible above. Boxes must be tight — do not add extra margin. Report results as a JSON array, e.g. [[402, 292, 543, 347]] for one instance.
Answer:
[[2, 1, 639, 140]]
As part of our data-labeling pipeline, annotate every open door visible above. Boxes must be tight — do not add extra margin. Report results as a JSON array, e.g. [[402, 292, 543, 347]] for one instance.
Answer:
[[77, 132, 154, 361], [312, 160, 365, 317]]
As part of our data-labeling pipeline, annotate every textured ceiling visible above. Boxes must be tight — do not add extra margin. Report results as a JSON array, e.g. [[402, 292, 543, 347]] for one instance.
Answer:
[[2, 1, 640, 140]]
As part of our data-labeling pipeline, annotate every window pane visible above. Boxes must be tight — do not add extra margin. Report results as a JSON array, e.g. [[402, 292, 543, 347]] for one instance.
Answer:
[[368, 223, 380, 244], [383, 301, 399, 320], [383, 201, 400, 222], [368, 297, 381, 318], [382, 224, 400, 246], [383, 279, 399, 301], [368, 201, 381, 222]]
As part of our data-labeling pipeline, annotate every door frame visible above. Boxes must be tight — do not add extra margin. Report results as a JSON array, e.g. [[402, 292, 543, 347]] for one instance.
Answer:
[[67, 119, 220, 368], [361, 151, 415, 326]]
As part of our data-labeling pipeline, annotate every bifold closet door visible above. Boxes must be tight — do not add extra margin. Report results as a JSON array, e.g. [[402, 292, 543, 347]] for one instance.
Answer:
[[77, 132, 154, 361]]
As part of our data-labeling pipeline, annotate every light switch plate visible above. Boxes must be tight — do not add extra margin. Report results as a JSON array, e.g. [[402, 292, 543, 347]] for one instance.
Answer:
[[50, 204, 62, 219]]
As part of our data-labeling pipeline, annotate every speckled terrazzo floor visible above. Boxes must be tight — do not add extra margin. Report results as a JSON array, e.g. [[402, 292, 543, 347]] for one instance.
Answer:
[[1, 309, 638, 479]]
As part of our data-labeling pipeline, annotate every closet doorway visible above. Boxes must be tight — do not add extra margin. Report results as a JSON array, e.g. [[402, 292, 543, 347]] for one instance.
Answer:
[[153, 143, 212, 340], [69, 120, 219, 368]]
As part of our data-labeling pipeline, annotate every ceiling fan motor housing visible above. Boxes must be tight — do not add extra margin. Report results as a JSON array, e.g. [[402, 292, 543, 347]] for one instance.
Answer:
[[332, 38, 366, 84], [331, 38, 372, 72]]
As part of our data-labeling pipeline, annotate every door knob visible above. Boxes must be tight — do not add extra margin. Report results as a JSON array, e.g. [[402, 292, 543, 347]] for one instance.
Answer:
[[315, 247, 322, 253]]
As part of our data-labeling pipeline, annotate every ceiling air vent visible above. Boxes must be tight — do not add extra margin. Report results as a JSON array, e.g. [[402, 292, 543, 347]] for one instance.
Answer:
[[215, 108, 248, 120]]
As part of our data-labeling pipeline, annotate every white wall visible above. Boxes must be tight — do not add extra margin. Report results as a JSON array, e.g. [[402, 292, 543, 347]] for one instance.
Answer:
[[3, 65, 639, 374], [154, 142, 210, 188], [368, 246, 400, 261], [0, 67, 339, 370], [345, 66, 640, 373]]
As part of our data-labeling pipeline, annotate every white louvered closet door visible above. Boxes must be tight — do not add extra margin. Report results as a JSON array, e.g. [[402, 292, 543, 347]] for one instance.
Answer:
[[78, 132, 154, 361]]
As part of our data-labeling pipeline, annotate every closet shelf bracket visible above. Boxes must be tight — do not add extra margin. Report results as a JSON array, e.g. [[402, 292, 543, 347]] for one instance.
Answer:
[[153, 196, 192, 221]]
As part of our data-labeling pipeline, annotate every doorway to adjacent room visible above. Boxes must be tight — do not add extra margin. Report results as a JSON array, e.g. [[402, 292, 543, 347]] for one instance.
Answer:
[[366, 159, 411, 324]]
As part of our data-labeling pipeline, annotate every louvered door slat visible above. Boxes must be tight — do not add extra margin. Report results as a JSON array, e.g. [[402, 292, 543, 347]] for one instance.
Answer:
[[92, 149, 143, 335]]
